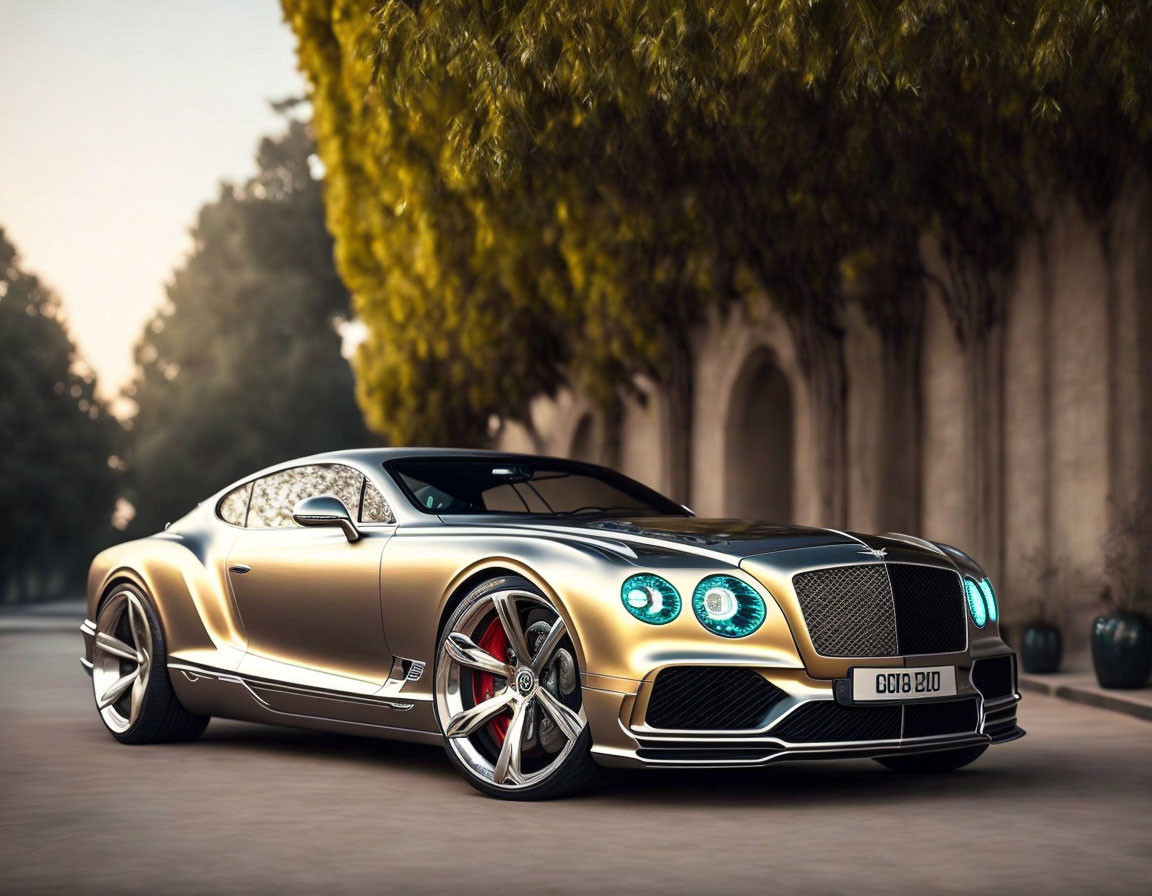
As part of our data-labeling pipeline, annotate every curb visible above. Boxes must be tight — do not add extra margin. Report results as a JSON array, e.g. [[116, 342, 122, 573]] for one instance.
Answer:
[[1019, 675, 1152, 723]]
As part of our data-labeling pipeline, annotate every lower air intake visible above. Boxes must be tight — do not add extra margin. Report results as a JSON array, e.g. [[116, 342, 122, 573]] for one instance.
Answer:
[[770, 702, 902, 743], [645, 667, 786, 730], [903, 699, 979, 738], [971, 655, 1016, 700]]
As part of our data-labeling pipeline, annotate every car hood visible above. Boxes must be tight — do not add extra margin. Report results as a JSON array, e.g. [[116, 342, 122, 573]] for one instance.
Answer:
[[447, 515, 868, 558]]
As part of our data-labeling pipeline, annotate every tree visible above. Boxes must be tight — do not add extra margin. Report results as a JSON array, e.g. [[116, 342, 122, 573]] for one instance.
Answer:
[[0, 229, 121, 602], [125, 113, 375, 535], [283, 1, 1152, 509]]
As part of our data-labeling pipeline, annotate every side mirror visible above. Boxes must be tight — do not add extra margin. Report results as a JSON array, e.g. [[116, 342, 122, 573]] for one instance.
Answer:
[[292, 495, 361, 543]]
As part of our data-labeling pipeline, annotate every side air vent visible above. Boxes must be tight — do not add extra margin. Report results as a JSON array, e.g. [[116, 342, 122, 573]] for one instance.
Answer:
[[971, 655, 1016, 701]]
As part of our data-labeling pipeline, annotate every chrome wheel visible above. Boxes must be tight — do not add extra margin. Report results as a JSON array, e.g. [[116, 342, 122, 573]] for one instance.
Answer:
[[92, 589, 152, 734], [436, 588, 587, 792]]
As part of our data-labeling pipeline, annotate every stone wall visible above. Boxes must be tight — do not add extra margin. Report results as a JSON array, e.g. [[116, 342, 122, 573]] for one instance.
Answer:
[[495, 186, 1152, 653]]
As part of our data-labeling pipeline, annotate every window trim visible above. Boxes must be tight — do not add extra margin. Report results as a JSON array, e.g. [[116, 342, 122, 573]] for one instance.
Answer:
[[213, 462, 396, 530]]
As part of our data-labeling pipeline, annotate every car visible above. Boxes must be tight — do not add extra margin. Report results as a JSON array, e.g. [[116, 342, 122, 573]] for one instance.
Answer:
[[82, 448, 1023, 799]]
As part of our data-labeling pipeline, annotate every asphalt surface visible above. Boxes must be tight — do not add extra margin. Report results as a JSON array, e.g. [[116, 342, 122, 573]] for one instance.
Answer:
[[2, 619, 1151, 895]]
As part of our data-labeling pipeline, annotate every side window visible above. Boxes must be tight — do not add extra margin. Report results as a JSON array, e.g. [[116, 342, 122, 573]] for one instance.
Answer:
[[248, 464, 365, 529], [217, 482, 253, 526], [360, 481, 395, 524]]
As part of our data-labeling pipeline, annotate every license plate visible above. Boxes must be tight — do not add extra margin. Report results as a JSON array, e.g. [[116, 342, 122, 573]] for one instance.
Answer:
[[851, 665, 957, 702]]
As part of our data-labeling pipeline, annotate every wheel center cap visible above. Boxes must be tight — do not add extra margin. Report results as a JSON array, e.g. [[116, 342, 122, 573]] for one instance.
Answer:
[[515, 668, 535, 696]]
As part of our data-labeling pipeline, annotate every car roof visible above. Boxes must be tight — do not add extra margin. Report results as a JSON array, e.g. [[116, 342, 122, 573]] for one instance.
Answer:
[[211, 447, 580, 500]]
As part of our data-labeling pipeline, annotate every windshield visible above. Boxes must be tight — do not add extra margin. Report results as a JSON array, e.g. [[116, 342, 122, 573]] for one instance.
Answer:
[[385, 457, 688, 518]]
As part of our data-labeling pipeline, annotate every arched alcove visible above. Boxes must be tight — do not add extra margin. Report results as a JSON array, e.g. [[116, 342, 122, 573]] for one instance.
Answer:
[[723, 348, 794, 521]]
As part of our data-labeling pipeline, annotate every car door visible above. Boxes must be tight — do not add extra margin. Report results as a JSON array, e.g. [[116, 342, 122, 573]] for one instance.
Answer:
[[226, 463, 395, 691]]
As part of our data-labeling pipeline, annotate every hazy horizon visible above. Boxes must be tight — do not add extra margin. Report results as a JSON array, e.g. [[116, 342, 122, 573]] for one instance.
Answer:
[[0, 0, 306, 404]]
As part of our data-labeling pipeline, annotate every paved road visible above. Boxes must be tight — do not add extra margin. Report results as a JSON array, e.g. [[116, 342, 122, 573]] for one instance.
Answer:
[[2, 624, 1151, 895]]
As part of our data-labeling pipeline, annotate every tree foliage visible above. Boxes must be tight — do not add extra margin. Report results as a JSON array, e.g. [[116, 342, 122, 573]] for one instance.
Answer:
[[283, 0, 1152, 446], [125, 114, 374, 535], [0, 229, 121, 601]]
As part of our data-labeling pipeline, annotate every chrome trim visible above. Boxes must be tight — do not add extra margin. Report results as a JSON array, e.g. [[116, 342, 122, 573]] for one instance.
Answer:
[[167, 661, 419, 712], [611, 731, 993, 768]]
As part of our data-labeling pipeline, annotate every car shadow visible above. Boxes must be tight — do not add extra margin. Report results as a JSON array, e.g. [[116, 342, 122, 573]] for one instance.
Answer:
[[595, 760, 1047, 808], [191, 719, 1049, 806], [195, 720, 456, 777]]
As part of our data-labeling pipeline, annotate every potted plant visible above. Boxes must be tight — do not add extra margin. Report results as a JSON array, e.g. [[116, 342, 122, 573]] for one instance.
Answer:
[[1095, 501, 1152, 689], [1015, 553, 1063, 674]]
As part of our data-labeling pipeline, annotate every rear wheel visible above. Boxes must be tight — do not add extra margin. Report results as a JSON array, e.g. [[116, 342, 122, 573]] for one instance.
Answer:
[[91, 584, 209, 744], [434, 576, 606, 800], [875, 744, 988, 773]]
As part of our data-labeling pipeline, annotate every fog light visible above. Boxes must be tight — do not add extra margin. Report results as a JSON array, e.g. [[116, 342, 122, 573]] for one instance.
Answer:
[[692, 575, 766, 638], [965, 579, 987, 628], [620, 574, 680, 625], [979, 578, 998, 623]]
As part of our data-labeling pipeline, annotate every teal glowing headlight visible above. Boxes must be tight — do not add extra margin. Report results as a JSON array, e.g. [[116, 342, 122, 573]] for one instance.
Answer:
[[692, 575, 766, 638], [964, 579, 987, 628], [979, 577, 998, 623], [620, 574, 681, 625]]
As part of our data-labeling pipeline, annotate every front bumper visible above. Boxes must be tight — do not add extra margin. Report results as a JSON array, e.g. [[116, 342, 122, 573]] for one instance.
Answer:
[[584, 661, 1024, 769]]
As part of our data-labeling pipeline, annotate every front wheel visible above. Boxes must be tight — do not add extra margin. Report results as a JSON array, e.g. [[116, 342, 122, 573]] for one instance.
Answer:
[[434, 576, 606, 800], [875, 744, 988, 773], [91, 584, 209, 744]]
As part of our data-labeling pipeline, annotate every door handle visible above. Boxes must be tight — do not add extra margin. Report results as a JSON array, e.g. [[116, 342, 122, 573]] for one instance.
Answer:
[[229, 564, 252, 575]]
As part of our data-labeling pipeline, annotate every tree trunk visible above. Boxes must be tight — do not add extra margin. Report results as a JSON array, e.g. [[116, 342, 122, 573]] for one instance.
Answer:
[[660, 333, 695, 507], [794, 315, 848, 526], [875, 323, 923, 533]]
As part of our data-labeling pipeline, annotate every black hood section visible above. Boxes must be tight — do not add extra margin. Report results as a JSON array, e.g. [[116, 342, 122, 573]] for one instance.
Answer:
[[543, 517, 862, 556]]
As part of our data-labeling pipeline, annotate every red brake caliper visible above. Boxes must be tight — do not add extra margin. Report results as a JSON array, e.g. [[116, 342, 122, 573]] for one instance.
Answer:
[[471, 618, 511, 744]]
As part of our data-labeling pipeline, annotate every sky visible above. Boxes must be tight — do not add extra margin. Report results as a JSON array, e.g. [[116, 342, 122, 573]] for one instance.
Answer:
[[0, 0, 307, 402]]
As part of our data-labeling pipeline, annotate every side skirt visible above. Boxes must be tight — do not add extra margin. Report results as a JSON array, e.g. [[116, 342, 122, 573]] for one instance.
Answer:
[[167, 660, 443, 746]]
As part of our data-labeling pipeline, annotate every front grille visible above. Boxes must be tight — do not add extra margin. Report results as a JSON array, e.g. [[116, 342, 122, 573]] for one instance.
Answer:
[[645, 667, 786, 730], [770, 702, 902, 743], [791, 565, 898, 657], [792, 563, 966, 657], [904, 699, 979, 738], [971, 655, 1016, 700], [888, 564, 967, 654]]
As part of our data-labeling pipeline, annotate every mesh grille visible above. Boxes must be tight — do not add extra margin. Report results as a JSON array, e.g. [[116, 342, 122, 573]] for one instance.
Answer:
[[888, 564, 967, 654], [903, 699, 979, 738], [791, 563, 966, 657], [770, 701, 901, 743], [971, 655, 1016, 700], [792, 565, 898, 657], [645, 667, 786, 730]]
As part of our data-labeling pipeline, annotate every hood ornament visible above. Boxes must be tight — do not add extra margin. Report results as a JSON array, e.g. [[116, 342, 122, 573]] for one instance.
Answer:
[[858, 547, 888, 559]]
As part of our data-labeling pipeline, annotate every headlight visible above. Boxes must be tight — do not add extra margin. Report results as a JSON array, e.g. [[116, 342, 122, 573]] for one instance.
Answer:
[[979, 577, 998, 623], [620, 574, 681, 625], [692, 575, 766, 638], [964, 578, 987, 628]]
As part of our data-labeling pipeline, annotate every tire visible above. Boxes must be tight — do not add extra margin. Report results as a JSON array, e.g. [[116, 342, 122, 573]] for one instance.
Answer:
[[875, 744, 988, 773], [434, 575, 606, 800], [90, 583, 209, 745]]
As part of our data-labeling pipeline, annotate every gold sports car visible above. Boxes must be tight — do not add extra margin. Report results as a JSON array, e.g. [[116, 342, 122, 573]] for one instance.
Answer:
[[82, 449, 1023, 799]]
